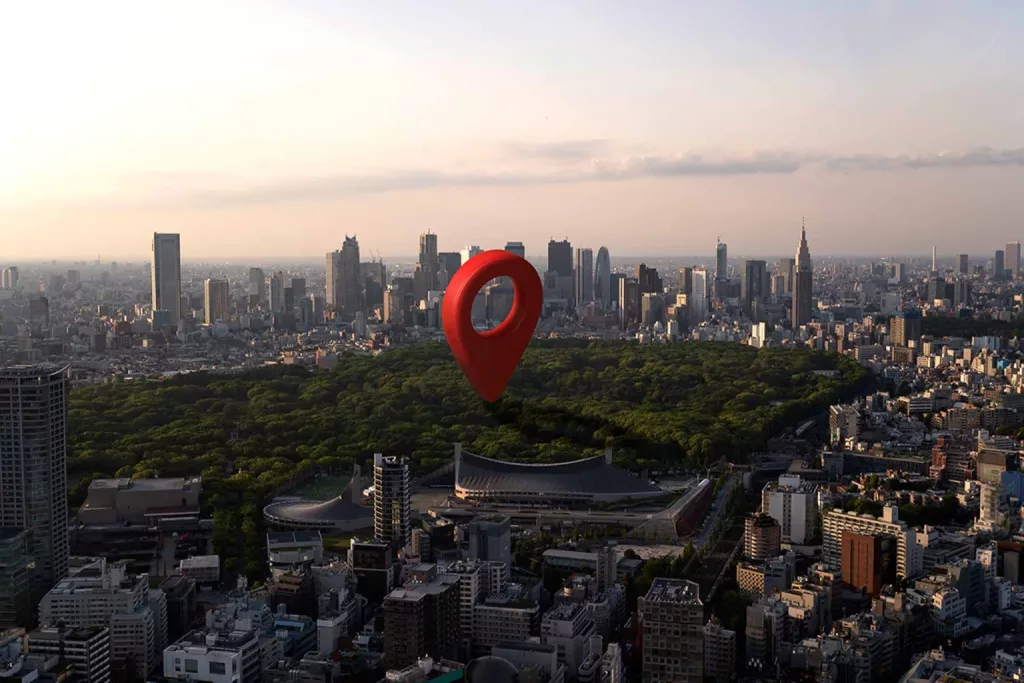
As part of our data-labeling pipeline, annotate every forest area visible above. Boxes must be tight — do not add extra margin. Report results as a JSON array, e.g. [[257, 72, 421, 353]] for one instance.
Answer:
[[67, 339, 871, 577]]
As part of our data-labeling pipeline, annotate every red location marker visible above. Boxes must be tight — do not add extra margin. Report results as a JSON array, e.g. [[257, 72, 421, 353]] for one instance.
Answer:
[[443, 250, 543, 402]]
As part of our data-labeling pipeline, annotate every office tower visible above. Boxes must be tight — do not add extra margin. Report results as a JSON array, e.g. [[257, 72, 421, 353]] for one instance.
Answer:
[[741, 260, 768, 313], [761, 475, 817, 544], [151, 233, 182, 324], [39, 559, 164, 675], [890, 309, 922, 347], [439, 252, 462, 286], [995, 249, 1006, 279], [679, 266, 693, 296], [418, 232, 440, 293], [326, 235, 362, 319], [791, 225, 813, 329], [1008, 241, 1021, 278], [29, 297, 50, 338], [29, 626, 112, 683], [703, 619, 737, 683], [618, 278, 640, 329], [504, 241, 526, 259], [841, 531, 897, 597], [382, 569, 460, 669], [467, 515, 512, 574], [268, 271, 285, 313], [931, 245, 937, 273], [0, 529, 31, 628], [927, 275, 948, 303], [66, 269, 81, 286], [639, 579, 703, 683], [460, 245, 483, 266], [541, 602, 597, 678], [744, 512, 782, 562], [373, 454, 410, 548], [823, 505, 922, 578], [952, 279, 972, 308], [958, 254, 969, 275], [715, 240, 727, 281], [635, 263, 663, 294], [893, 262, 906, 282], [593, 247, 612, 307], [689, 269, 708, 325], [290, 277, 306, 300], [0, 365, 69, 601], [574, 248, 594, 304], [777, 258, 795, 293], [247, 267, 266, 305], [203, 279, 230, 324], [547, 239, 573, 277], [1, 267, 18, 290]]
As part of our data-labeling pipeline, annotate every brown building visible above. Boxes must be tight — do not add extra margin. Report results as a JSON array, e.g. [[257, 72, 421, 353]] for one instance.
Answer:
[[841, 531, 896, 597], [78, 477, 201, 525], [639, 578, 703, 683], [744, 512, 782, 562], [382, 567, 460, 669]]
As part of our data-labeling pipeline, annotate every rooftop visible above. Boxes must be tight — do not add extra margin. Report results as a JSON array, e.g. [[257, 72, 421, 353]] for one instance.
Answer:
[[266, 531, 323, 545], [88, 477, 199, 492], [643, 578, 702, 604], [168, 629, 257, 653]]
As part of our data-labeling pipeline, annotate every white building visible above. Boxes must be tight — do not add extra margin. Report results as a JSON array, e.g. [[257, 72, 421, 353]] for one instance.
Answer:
[[761, 475, 818, 544], [541, 602, 597, 678], [163, 629, 261, 683], [179, 555, 221, 584], [823, 505, 922, 578]]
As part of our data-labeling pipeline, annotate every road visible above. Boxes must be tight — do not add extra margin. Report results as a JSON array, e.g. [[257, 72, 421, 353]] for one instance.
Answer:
[[694, 476, 739, 549], [690, 522, 745, 607]]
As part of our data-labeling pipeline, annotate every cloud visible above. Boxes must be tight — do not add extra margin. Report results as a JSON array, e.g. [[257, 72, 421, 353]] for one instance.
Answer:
[[114, 145, 1024, 209], [502, 139, 611, 161]]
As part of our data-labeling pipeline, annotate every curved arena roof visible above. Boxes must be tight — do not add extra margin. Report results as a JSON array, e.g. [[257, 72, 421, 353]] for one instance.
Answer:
[[455, 449, 663, 503], [263, 479, 373, 531]]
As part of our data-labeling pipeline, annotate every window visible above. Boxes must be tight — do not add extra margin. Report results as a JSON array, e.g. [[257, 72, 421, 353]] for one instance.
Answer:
[[209, 662, 226, 675], [185, 659, 199, 673]]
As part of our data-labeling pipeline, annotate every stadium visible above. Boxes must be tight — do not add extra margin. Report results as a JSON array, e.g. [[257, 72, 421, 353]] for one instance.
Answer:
[[263, 467, 373, 532], [453, 444, 664, 506]]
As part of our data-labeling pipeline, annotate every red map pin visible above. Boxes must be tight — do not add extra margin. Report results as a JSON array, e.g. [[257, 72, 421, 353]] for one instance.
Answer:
[[442, 250, 543, 402]]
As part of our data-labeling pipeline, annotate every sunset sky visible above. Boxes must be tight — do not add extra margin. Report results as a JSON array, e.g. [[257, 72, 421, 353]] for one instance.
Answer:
[[1, 0, 1022, 260]]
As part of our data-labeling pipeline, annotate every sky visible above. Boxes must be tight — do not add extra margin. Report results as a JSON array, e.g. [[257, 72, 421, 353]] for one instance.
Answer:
[[1, 0, 1023, 261]]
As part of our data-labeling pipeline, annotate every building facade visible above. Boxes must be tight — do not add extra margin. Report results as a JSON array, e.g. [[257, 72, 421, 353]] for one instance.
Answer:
[[152, 232, 182, 324]]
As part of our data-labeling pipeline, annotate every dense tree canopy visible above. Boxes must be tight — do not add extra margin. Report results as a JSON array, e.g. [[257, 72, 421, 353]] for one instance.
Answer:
[[68, 339, 870, 577]]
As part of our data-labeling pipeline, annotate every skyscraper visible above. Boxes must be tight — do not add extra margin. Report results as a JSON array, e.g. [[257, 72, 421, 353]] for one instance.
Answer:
[[931, 245, 937, 274], [957, 254, 969, 275], [503, 242, 526, 259], [574, 248, 594, 304], [419, 233, 440, 293], [326, 235, 362, 319], [594, 247, 612, 308], [1008, 241, 1021, 278], [0, 364, 70, 601], [547, 239, 573, 277], [639, 579, 704, 683], [776, 258, 795, 293], [715, 240, 727, 281], [690, 269, 708, 326], [995, 250, 1006, 279], [373, 453, 411, 548], [460, 245, 483, 266], [679, 266, 693, 296], [203, 279, 230, 324], [270, 271, 286, 313], [791, 225, 813, 329], [741, 260, 768, 313], [1, 267, 19, 290], [248, 267, 266, 306], [438, 252, 462, 287], [151, 233, 181, 324]]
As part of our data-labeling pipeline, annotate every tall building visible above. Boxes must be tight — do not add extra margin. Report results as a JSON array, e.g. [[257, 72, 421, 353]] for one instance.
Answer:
[[679, 267, 693, 296], [151, 233, 182, 324], [618, 278, 640, 329], [504, 242, 526, 259], [715, 240, 727, 282], [0, 529, 32, 628], [761, 475, 817, 545], [1007, 241, 1021, 278], [547, 239, 573, 277], [891, 309, 922, 347], [326, 235, 362, 319], [957, 254, 969, 275], [575, 248, 594, 304], [823, 505, 922, 579], [594, 247, 612, 308], [203, 279, 230, 324], [419, 233, 440, 293], [29, 297, 50, 338], [382, 569, 460, 669], [791, 225, 813, 329], [1, 267, 19, 290], [290, 277, 306, 300], [741, 260, 768, 313], [29, 626, 112, 683], [373, 454, 410, 548], [247, 267, 266, 306], [841, 530, 897, 597], [689, 269, 708, 326], [0, 364, 70, 600], [931, 245, 937, 274], [460, 245, 483, 266], [703, 618, 736, 683], [439, 252, 463, 287], [995, 249, 1006, 279], [466, 515, 512, 575], [777, 258, 795, 293], [639, 579, 703, 683], [744, 512, 782, 562], [269, 271, 286, 313]]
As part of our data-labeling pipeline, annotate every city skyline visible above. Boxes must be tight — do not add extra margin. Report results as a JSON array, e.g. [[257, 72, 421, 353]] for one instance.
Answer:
[[2, 1, 1023, 259]]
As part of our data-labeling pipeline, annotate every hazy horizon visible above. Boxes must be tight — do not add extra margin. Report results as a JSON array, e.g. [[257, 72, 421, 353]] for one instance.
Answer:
[[2, 0, 1022, 259]]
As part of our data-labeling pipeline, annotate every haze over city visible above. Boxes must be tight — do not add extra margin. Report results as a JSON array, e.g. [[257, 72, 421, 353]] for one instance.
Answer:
[[2, 0, 1023, 259]]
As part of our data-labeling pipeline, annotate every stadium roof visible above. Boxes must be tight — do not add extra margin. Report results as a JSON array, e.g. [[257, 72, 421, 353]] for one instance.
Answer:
[[455, 450, 662, 497], [264, 496, 373, 525]]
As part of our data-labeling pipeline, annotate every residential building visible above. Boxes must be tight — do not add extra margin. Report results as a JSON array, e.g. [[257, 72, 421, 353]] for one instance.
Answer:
[[373, 453, 411, 548], [703, 618, 736, 683], [823, 505, 922, 578], [841, 531, 897, 597], [638, 579, 703, 683], [761, 474, 818, 544], [382, 571, 460, 669], [744, 512, 782, 562]]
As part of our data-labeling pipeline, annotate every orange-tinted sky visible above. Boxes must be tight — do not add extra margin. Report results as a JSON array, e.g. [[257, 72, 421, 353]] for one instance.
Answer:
[[2, 0, 1022, 259]]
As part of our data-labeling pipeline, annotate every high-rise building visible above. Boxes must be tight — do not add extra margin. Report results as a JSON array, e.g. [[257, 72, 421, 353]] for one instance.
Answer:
[[744, 512, 782, 562], [1007, 241, 1021, 278], [891, 309, 922, 347], [29, 297, 50, 338], [639, 579, 703, 683], [777, 258, 795, 293], [203, 279, 230, 324], [791, 225, 813, 329], [290, 277, 307, 300], [618, 278, 639, 329], [29, 626, 112, 683], [327, 236, 362, 319], [635, 264, 662, 294], [382, 569, 460, 669], [460, 245, 483, 266], [995, 249, 1006, 279], [841, 530, 897, 597], [504, 242, 526, 259], [373, 454, 410, 548], [439, 252, 463, 287], [761, 475, 817, 545], [703, 618, 736, 683], [575, 248, 594, 304], [679, 267, 693, 296], [594, 247, 612, 308], [823, 505, 922, 578], [0, 529, 32, 628], [715, 240, 727, 282], [0, 364, 70, 601], [931, 245, 938, 274], [247, 267, 266, 306], [466, 515, 512, 574], [270, 271, 286, 313], [547, 239, 573, 277], [957, 254, 969, 275], [741, 260, 768, 313], [689, 269, 708, 326], [1, 267, 19, 290], [419, 233, 440, 293], [151, 233, 182, 324]]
